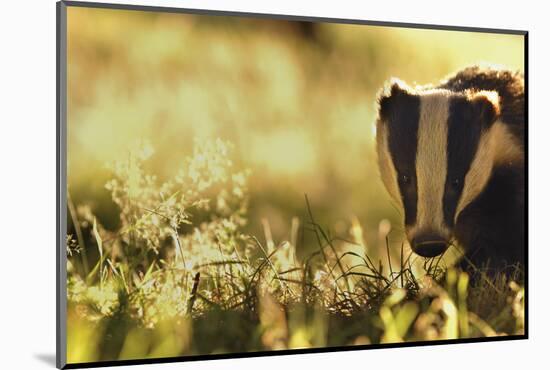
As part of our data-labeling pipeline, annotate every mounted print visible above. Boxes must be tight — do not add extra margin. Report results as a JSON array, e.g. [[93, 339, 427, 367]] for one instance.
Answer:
[[56, 1, 527, 368]]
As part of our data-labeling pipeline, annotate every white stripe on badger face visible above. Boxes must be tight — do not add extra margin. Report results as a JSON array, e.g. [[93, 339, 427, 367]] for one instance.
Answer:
[[376, 121, 404, 210], [454, 127, 493, 223], [409, 92, 452, 240], [454, 120, 523, 222]]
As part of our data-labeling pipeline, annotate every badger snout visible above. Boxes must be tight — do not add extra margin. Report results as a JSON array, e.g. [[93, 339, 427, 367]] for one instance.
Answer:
[[411, 233, 448, 258]]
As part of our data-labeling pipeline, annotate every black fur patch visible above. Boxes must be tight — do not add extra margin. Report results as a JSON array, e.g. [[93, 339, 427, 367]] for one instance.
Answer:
[[455, 164, 525, 268], [379, 88, 421, 226], [443, 96, 484, 228]]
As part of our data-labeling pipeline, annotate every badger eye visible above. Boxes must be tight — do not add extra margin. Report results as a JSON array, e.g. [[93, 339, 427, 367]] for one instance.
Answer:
[[399, 174, 412, 185], [451, 178, 461, 190]]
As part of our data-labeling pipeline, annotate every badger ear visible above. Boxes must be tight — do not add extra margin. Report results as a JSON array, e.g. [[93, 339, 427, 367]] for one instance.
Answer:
[[469, 90, 501, 128], [377, 78, 412, 120]]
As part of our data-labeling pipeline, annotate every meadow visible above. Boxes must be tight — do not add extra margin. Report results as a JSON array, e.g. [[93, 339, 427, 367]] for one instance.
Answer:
[[65, 7, 525, 364]]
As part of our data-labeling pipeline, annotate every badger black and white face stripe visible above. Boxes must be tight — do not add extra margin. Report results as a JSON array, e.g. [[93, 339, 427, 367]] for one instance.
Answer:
[[412, 92, 455, 240], [376, 81, 504, 252]]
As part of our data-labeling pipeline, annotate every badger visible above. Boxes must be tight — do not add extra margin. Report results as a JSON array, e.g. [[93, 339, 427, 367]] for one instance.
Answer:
[[375, 66, 525, 271]]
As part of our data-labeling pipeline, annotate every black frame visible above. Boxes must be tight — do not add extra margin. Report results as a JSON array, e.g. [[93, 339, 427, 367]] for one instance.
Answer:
[[56, 1, 529, 368]]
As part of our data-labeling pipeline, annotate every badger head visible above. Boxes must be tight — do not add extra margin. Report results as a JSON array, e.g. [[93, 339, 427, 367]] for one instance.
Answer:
[[375, 79, 503, 258]]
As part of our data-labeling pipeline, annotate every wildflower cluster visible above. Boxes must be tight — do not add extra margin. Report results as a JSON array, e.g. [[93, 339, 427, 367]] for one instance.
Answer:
[[67, 139, 251, 326]]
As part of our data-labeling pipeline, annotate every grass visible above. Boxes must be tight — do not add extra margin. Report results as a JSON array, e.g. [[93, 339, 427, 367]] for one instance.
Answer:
[[65, 140, 524, 364]]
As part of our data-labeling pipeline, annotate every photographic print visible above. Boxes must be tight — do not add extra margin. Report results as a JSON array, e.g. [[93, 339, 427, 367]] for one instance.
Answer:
[[57, 1, 527, 368]]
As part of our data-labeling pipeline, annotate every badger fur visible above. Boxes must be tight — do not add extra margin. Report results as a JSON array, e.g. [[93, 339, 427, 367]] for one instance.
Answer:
[[375, 66, 525, 271]]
